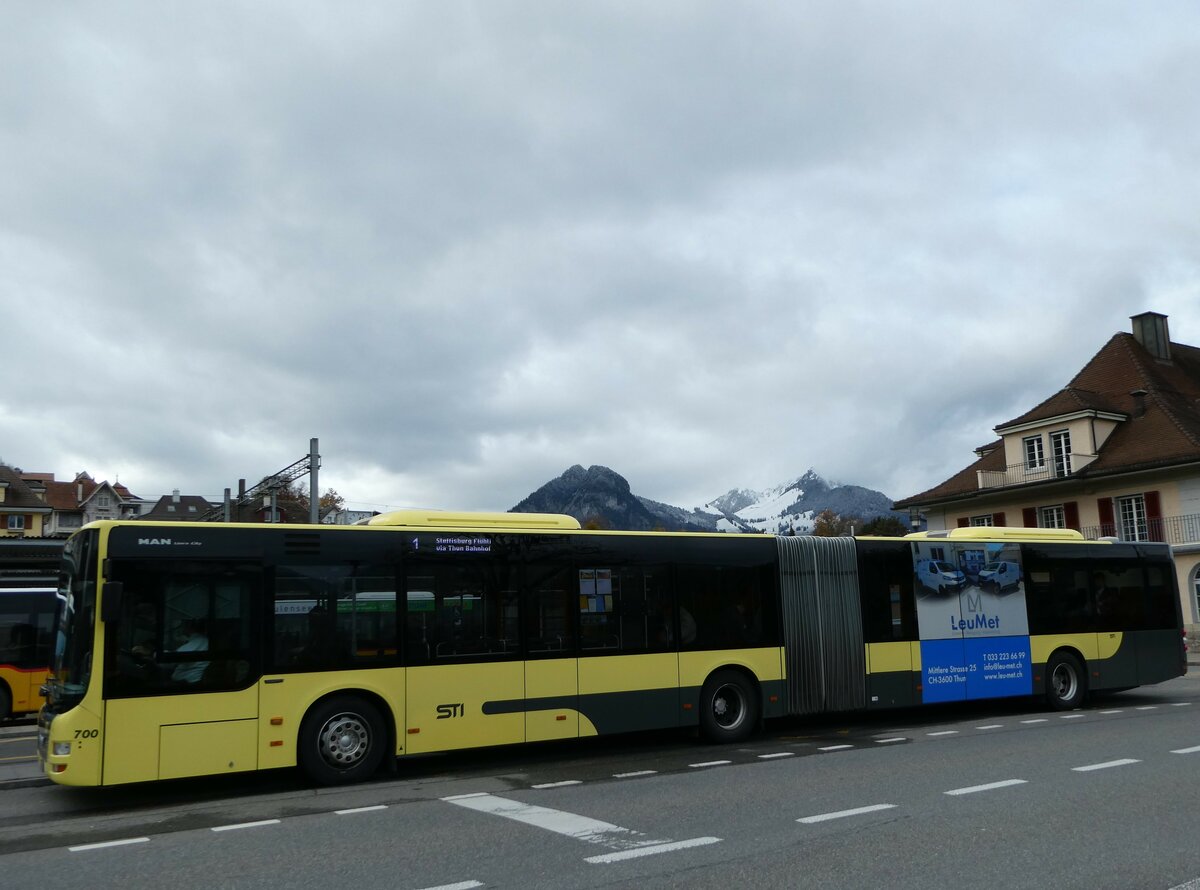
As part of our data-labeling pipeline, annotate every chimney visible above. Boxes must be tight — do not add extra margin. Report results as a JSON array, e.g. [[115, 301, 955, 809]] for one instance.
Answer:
[[1131, 311, 1171, 361], [172, 489, 181, 503], [1130, 389, 1148, 418]]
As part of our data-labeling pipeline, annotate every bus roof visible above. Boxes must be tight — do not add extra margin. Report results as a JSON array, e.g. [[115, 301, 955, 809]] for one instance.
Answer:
[[364, 510, 582, 530], [904, 527, 1088, 542]]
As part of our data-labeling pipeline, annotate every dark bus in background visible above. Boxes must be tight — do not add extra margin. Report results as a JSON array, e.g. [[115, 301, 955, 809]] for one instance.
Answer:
[[0, 538, 64, 720]]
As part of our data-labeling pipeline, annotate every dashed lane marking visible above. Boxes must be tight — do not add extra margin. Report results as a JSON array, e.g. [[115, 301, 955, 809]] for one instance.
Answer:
[[211, 819, 280, 832], [1072, 759, 1140, 772], [798, 804, 897, 824], [945, 779, 1027, 796], [69, 838, 149, 853]]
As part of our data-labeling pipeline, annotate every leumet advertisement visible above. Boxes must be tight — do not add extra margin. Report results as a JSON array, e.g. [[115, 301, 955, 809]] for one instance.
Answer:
[[912, 541, 1033, 703]]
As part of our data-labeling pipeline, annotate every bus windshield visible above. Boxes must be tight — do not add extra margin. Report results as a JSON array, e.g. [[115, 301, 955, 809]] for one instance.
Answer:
[[50, 529, 98, 708]]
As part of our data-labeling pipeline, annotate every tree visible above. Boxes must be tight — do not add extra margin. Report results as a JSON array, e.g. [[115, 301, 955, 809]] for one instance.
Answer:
[[858, 515, 909, 537], [274, 483, 346, 523], [811, 509, 864, 537], [581, 514, 611, 530]]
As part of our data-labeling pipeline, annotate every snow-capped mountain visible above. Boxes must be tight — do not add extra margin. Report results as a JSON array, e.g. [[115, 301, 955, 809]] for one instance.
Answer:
[[696, 469, 903, 534], [513, 466, 903, 533]]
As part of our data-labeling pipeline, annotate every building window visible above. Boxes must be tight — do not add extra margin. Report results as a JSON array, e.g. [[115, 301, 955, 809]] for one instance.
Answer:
[[1051, 430, 1072, 478], [1118, 494, 1147, 541], [1039, 505, 1066, 529], [1024, 436, 1045, 470], [97, 494, 111, 507], [969, 515, 994, 527], [6, 515, 25, 530]]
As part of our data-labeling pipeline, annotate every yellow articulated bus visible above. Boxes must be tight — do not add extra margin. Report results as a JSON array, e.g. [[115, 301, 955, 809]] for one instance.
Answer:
[[38, 515, 1186, 786]]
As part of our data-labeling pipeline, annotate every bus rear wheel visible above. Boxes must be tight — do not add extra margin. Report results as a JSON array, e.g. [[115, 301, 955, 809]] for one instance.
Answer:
[[298, 696, 387, 785], [1045, 652, 1087, 710], [699, 670, 759, 744]]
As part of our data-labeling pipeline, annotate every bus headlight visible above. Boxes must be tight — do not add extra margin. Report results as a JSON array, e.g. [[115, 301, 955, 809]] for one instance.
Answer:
[[53, 742, 71, 756]]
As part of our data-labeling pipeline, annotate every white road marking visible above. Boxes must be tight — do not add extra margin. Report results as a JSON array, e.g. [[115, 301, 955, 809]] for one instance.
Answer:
[[335, 805, 388, 815], [585, 837, 721, 864], [875, 737, 905, 744], [1020, 719, 1048, 725], [211, 819, 281, 832], [819, 744, 853, 751], [69, 837, 149, 852], [758, 752, 795, 759], [1072, 759, 1140, 772], [976, 724, 1003, 730], [613, 770, 657, 778], [798, 804, 897, 824], [1171, 746, 1200, 755], [689, 760, 731, 768], [532, 780, 582, 788], [1135, 706, 1158, 711], [1167, 877, 1200, 890], [945, 779, 1027, 796], [927, 731, 958, 737], [444, 793, 720, 863], [1100, 709, 1123, 715], [1171, 702, 1191, 707], [1059, 714, 1085, 719], [415, 882, 484, 890]]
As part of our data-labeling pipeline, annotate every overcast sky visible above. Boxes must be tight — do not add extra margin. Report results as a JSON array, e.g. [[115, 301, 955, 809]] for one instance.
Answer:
[[3, 3, 1199, 514]]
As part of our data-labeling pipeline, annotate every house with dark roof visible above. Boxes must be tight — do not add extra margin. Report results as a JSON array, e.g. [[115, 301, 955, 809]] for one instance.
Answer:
[[139, 490, 219, 521], [26, 471, 142, 536], [0, 466, 51, 537], [894, 311, 1200, 629]]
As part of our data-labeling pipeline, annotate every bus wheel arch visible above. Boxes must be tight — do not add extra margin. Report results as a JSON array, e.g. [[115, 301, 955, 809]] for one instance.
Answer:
[[1045, 649, 1088, 710], [297, 691, 393, 785], [0, 681, 10, 721], [699, 667, 760, 744]]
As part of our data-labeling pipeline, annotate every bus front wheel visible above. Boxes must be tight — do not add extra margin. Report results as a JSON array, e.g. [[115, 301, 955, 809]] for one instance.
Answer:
[[699, 670, 759, 744], [298, 696, 387, 785], [1045, 652, 1087, 710]]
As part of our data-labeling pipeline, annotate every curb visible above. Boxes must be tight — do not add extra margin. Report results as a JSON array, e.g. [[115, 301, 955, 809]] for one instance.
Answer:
[[0, 777, 50, 790]]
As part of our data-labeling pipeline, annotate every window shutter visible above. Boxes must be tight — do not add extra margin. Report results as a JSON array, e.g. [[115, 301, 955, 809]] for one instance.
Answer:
[[1145, 490, 1162, 541], [1021, 508, 1036, 527], [1064, 501, 1080, 530], [957, 517, 969, 528], [1097, 497, 1115, 536], [992, 512, 1007, 527]]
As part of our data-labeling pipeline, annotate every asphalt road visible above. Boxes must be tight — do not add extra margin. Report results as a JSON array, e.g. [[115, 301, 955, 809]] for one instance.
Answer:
[[2, 675, 1199, 889]]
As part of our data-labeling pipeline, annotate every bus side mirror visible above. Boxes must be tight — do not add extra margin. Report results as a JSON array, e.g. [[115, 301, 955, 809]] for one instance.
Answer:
[[100, 581, 124, 624]]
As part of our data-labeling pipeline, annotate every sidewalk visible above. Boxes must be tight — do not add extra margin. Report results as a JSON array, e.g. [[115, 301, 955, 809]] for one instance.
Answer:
[[0, 717, 44, 790]]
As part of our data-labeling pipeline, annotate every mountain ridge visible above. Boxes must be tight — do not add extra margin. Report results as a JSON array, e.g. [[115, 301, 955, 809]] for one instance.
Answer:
[[511, 465, 906, 533]]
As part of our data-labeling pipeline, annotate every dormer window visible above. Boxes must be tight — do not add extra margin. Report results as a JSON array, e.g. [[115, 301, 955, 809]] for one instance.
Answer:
[[1051, 430, 1072, 477], [1024, 436, 1045, 470]]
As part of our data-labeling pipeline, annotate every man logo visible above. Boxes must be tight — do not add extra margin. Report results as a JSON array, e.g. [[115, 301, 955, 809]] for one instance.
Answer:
[[137, 538, 172, 546]]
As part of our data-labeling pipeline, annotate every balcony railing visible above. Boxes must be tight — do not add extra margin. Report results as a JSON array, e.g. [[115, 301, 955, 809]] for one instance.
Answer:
[[1079, 513, 1200, 546], [977, 453, 1100, 490]]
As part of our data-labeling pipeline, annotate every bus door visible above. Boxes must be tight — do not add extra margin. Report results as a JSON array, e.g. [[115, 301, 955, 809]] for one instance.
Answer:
[[524, 564, 578, 742], [101, 560, 260, 784], [402, 558, 524, 754], [576, 565, 679, 736]]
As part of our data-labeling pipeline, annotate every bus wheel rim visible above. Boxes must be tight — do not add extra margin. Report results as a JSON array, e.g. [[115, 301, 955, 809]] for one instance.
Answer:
[[712, 684, 745, 730], [319, 712, 370, 768], [1052, 665, 1075, 700]]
